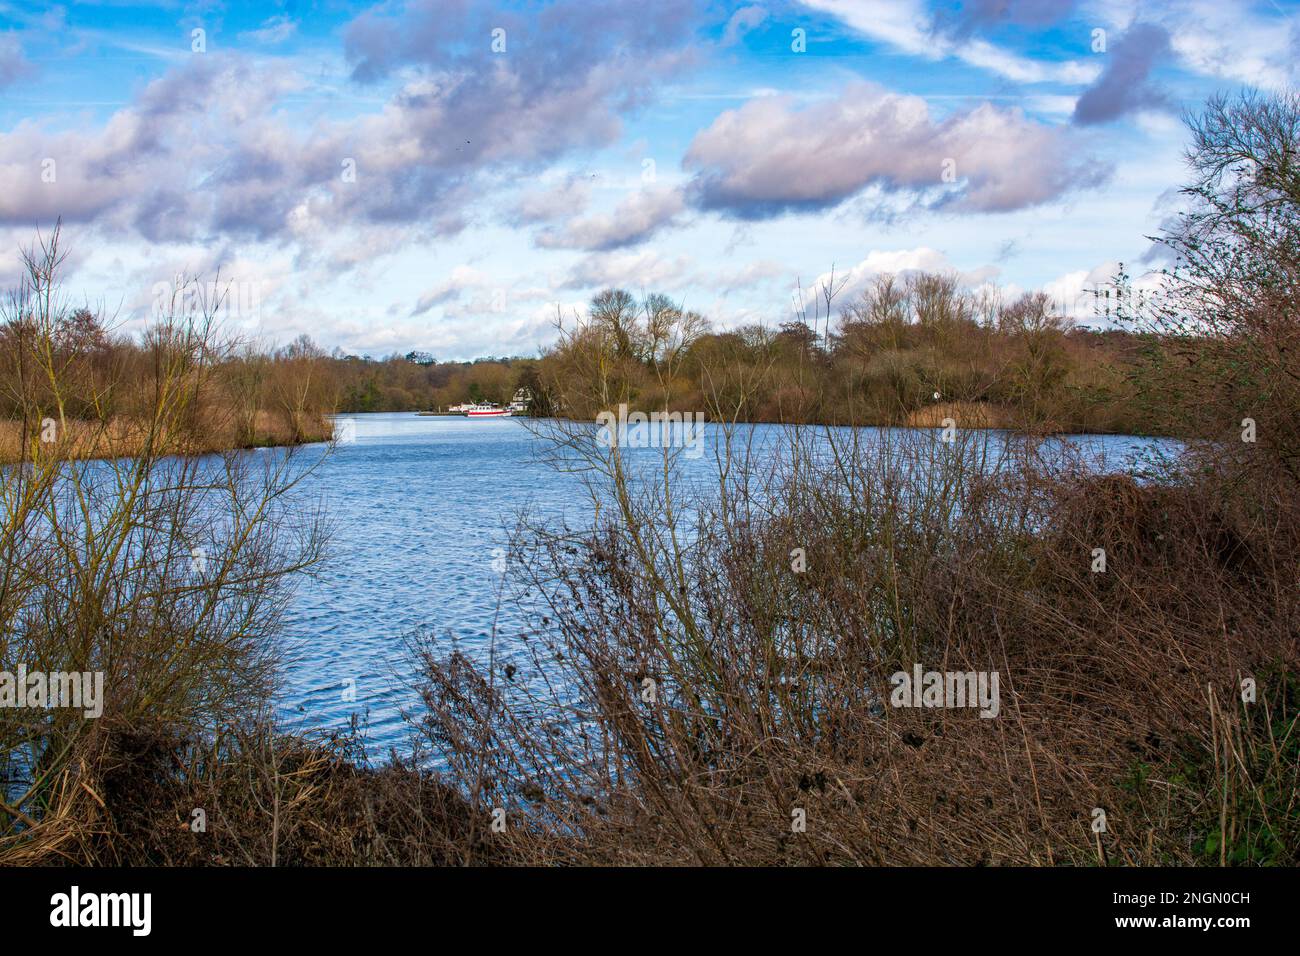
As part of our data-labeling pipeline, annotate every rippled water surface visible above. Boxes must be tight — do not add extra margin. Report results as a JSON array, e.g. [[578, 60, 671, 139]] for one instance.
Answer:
[[278, 413, 1180, 753], [277, 413, 576, 752]]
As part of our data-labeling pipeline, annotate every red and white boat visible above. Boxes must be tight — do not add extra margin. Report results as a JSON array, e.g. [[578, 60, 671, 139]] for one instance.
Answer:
[[464, 403, 511, 418]]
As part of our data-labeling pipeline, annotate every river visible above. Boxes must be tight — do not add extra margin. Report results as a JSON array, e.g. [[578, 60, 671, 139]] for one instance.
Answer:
[[277, 412, 1181, 754]]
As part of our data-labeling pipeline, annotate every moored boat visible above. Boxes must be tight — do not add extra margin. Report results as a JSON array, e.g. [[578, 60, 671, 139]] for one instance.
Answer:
[[464, 403, 511, 417]]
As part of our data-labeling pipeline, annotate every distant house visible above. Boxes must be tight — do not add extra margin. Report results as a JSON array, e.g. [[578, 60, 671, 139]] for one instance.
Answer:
[[507, 387, 532, 414]]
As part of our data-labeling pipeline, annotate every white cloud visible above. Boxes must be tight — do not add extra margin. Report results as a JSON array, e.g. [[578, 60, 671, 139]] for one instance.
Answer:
[[1089, 0, 1296, 89], [412, 265, 491, 316], [561, 249, 693, 290], [722, 5, 770, 46], [536, 186, 686, 250], [511, 176, 592, 225], [799, 0, 1100, 84], [800, 247, 1000, 312], [240, 16, 298, 45], [685, 83, 1110, 217]]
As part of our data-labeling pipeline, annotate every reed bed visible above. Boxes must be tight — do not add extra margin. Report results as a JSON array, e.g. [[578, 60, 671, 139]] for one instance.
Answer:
[[396, 424, 1297, 866], [0, 410, 332, 465]]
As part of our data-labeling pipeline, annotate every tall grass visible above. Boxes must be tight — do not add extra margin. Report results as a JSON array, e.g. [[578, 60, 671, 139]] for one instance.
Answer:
[[387, 89, 1300, 865], [401, 417, 1296, 865], [0, 229, 327, 863]]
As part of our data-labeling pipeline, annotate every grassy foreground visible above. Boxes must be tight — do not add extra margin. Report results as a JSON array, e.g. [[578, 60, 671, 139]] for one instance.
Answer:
[[11, 427, 1294, 866]]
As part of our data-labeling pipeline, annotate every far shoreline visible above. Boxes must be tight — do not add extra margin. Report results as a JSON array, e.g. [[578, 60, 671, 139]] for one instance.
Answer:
[[0, 402, 1179, 467]]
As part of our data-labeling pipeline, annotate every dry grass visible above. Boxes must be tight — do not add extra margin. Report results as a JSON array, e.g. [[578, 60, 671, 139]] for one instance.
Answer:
[[905, 401, 1006, 430], [398, 425, 1298, 866], [0, 228, 330, 866], [14, 430, 1295, 868], [0, 410, 332, 465]]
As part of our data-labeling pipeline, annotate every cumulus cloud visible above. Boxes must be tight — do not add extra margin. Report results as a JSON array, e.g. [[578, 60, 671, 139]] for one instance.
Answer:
[[412, 265, 490, 316], [1159, 0, 1295, 89], [0, 56, 420, 245], [536, 186, 685, 251], [801, 247, 1000, 310], [1073, 23, 1171, 125], [1038, 261, 1119, 321], [0, 0, 709, 256], [560, 249, 692, 290], [683, 83, 1110, 219], [510, 176, 592, 225]]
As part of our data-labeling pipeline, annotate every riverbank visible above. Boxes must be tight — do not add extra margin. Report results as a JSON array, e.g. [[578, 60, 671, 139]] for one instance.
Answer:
[[539, 398, 1172, 436], [10, 429, 1294, 867], [0, 412, 333, 465], [0, 404, 1172, 468], [0, 414, 1292, 867]]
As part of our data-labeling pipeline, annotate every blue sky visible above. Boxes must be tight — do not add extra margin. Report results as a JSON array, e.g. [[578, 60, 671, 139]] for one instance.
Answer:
[[0, 0, 1297, 359]]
